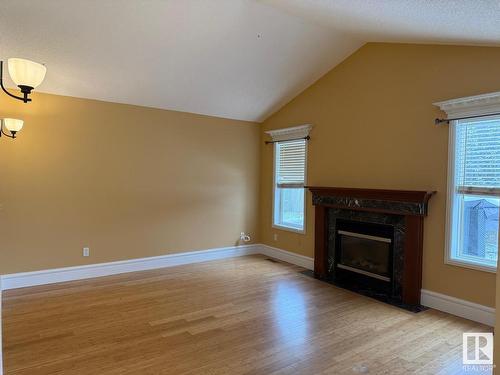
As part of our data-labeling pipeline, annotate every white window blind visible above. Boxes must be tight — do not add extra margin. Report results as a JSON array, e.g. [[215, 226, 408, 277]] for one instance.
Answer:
[[276, 139, 306, 188], [455, 118, 500, 195]]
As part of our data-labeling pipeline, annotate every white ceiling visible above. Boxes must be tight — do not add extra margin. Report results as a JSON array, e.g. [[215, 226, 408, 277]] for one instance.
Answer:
[[0, 1, 499, 122], [262, 0, 500, 45]]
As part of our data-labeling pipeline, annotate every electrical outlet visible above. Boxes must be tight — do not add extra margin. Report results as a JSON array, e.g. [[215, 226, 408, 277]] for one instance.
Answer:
[[240, 232, 251, 242], [273, 233, 278, 241], [83, 247, 90, 257]]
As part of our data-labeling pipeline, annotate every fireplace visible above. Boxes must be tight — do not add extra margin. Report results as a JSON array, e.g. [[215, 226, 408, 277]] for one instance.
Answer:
[[308, 187, 434, 309]]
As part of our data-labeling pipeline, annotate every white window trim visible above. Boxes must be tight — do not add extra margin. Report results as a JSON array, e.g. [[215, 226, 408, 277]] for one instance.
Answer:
[[265, 124, 312, 142], [267, 124, 312, 235], [435, 91, 500, 273]]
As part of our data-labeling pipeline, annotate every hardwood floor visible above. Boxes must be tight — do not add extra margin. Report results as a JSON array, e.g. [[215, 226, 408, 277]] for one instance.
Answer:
[[2, 255, 492, 374]]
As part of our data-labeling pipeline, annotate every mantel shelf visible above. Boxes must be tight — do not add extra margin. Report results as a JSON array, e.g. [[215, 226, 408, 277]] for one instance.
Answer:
[[306, 186, 436, 205]]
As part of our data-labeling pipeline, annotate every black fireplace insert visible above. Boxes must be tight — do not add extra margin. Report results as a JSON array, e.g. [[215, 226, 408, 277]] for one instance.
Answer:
[[333, 219, 395, 297]]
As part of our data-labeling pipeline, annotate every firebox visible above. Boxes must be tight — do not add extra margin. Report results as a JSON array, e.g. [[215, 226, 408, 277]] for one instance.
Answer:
[[333, 219, 394, 296]]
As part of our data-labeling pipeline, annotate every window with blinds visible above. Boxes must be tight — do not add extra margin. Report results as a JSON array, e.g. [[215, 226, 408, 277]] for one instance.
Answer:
[[276, 139, 306, 188], [448, 117, 500, 269], [273, 139, 307, 232]]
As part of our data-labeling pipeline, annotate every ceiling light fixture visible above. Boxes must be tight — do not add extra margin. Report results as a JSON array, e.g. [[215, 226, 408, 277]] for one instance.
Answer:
[[0, 118, 24, 139], [0, 57, 46, 142], [0, 58, 47, 103]]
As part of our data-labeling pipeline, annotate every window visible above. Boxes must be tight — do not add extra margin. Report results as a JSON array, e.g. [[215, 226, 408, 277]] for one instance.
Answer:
[[273, 139, 307, 232], [447, 116, 500, 271]]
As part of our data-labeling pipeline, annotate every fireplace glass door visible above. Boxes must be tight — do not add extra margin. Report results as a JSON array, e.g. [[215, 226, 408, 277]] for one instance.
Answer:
[[334, 219, 394, 283], [337, 231, 392, 281]]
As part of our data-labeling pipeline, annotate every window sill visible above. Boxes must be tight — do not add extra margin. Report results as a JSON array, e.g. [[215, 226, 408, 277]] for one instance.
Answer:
[[272, 224, 305, 235], [445, 258, 497, 274]]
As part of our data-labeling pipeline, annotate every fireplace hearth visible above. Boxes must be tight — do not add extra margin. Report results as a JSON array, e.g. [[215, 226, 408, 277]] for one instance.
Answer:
[[307, 187, 435, 310]]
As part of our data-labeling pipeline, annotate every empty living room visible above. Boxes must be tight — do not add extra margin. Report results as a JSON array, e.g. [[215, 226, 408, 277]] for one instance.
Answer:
[[1, 1, 500, 374]]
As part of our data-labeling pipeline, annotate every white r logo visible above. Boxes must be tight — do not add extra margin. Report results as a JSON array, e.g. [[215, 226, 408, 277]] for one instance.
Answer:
[[463, 333, 493, 365]]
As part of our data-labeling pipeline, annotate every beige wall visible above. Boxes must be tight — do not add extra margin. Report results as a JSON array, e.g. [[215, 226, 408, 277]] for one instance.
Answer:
[[0, 93, 260, 274], [260, 43, 500, 307], [1, 42, 498, 308]]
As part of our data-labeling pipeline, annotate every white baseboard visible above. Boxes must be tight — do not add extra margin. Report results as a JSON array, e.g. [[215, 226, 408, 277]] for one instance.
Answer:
[[421, 289, 495, 327], [0, 244, 314, 291], [0, 244, 259, 291], [258, 244, 314, 270]]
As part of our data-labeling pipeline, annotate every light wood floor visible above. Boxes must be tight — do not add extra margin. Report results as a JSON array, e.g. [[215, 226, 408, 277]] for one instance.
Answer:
[[2, 255, 492, 375]]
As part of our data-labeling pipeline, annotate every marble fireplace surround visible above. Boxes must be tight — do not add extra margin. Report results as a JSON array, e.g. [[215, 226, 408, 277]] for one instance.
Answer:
[[307, 187, 435, 307]]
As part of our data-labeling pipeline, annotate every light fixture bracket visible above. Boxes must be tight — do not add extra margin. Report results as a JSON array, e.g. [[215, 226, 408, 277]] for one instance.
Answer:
[[0, 121, 16, 139], [0, 61, 32, 103]]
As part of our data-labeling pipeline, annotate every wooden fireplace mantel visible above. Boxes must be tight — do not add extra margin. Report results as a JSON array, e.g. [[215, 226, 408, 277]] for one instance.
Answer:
[[306, 186, 435, 206], [307, 186, 435, 307]]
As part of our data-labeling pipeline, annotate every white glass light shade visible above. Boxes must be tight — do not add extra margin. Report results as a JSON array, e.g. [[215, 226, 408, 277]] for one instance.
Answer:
[[3, 118, 24, 133], [7, 58, 47, 88]]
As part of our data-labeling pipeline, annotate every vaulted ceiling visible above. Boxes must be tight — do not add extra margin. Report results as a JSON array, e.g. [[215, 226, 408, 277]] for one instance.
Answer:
[[1, 0, 499, 122]]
